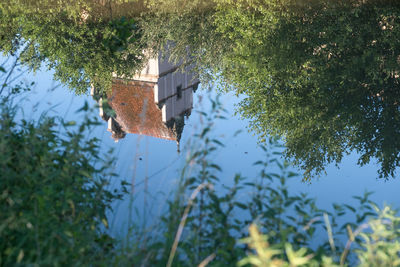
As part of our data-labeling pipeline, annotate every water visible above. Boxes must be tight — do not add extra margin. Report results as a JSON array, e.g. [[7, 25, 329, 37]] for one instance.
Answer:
[[3, 56, 398, 237], [2, 5, 400, 262]]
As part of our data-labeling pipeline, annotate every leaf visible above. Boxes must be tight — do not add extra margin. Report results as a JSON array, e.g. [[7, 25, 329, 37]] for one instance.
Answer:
[[233, 129, 243, 137], [196, 111, 207, 116], [344, 204, 356, 213], [17, 250, 24, 263], [200, 127, 211, 138], [235, 202, 247, 209], [76, 101, 89, 113], [102, 218, 109, 228], [210, 164, 222, 172], [212, 139, 225, 147], [65, 121, 76, 126]]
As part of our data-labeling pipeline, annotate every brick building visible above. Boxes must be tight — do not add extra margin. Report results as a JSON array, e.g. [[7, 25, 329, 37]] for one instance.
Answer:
[[92, 53, 199, 148]]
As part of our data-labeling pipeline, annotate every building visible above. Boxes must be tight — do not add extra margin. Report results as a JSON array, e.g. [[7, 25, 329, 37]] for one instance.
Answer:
[[92, 53, 199, 149]]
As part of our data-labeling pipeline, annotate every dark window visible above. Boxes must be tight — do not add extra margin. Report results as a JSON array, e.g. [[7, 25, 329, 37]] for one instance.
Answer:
[[177, 85, 182, 99]]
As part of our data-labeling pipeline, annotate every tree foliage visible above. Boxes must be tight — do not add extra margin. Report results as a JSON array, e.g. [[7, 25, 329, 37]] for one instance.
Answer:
[[2, 0, 400, 180], [139, 0, 400, 179], [140, 0, 228, 84], [0, 1, 144, 94], [212, 0, 400, 179]]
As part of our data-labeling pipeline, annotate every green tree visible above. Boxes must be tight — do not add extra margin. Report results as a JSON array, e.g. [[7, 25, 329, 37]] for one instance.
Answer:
[[3, 0, 400, 179], [212, 0, 400, 179], [140, 0, 400, 179], [0, 0, 144, 95], [139, 0, 229, 83]]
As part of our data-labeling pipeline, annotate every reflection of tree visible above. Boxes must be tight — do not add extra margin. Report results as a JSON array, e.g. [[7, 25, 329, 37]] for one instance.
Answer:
[[2, 0, 149, 19], [213, 1, 400, 179], [142, 0, 400, 179], [0, 0, 144, 94], [2, 0, 400, 178]]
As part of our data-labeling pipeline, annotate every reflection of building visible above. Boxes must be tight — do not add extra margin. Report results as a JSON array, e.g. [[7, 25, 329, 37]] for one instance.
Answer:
[[92, 53, 199, 148]]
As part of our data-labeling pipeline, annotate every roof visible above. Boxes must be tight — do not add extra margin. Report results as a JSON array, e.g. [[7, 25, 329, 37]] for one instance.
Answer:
[[108, 79, 184, 141]]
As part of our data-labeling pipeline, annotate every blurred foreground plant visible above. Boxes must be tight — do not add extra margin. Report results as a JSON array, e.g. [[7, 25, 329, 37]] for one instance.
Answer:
[[1, 67, 399, 266], [0, 94, 127, 266], [114, 95, 397, 267], [240, 205, 400, 267]]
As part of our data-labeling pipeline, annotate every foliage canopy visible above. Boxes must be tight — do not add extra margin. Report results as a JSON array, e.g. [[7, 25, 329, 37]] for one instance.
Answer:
[[142, 0, 400, 179], [212, 0, 400, 179], [0, 1, 144, 95], [1, 0, 399, 180]]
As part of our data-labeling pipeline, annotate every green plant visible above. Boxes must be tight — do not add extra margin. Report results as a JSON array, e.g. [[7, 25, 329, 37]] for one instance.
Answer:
[[239, 205, 400, 267], [139, 0, 400, 179], [108, 94, 397, 267], [1, 64, 399, 267], [0, 95, 127, 266], [0, 2, 145, 95]]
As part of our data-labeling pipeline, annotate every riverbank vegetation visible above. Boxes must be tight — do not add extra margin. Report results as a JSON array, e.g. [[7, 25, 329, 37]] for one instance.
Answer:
[[0, 98, 124, 264], [1, 74, 399, 266], [1, 1, 400, 265]]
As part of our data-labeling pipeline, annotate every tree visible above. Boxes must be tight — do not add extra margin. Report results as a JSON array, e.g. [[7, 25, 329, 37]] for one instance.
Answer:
[[212, 0, 400, 179], [3, 0, 400, 179], [139, 0, 400, 178], [0, 1, 144, 95]]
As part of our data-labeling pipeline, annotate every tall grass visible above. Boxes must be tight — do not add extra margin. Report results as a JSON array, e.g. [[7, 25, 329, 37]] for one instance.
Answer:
[[111, 96, 399, 267], [1, 68, 400, 266]]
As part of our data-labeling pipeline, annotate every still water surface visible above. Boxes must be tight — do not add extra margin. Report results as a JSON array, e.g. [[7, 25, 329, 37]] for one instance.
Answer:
[[5, 55, 398, 235], [2, 2, 400, 242], [3, 3, 400, 265]]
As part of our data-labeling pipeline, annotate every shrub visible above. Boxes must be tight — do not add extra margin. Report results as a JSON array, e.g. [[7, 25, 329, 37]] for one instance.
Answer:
[[0, 97, 126, 266], [240, 205, 400, 267]]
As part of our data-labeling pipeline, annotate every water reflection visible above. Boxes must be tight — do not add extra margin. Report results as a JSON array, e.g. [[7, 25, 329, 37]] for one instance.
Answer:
[[1, 0, 399, 178], [3, 2, 400, 265], [91, 53, 199, 149]]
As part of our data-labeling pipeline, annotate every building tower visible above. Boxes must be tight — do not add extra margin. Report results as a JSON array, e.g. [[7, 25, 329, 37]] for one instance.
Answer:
[[92, 53, 199, 149]]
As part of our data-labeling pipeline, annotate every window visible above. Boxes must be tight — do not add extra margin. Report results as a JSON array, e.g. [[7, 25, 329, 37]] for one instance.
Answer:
[[177, 85, 182, 99]]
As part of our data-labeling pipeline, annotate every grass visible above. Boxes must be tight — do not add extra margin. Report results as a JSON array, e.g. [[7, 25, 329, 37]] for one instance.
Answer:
[[1, 67, 400, 266]]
